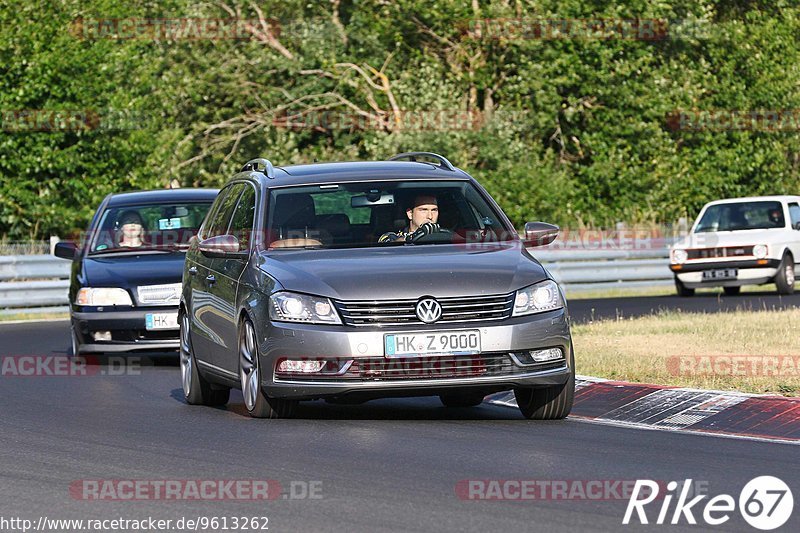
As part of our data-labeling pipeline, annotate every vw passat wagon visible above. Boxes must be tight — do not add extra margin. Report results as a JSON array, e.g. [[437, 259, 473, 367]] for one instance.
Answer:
[[180, 153, 574, 419]]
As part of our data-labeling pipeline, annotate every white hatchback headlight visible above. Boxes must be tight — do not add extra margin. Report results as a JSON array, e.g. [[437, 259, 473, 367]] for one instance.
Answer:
[[513, 280, 564, 317], [752, 244, 768, 259], [76, 287, 133, 306], [269, 292, 342, 324], [672, 249, 688, 264]]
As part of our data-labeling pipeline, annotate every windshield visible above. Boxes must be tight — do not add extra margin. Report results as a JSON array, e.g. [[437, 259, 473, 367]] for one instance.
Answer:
[[694, 201, 785, 233], [89, 202, 213, 254], [265, 180, 515, 249]]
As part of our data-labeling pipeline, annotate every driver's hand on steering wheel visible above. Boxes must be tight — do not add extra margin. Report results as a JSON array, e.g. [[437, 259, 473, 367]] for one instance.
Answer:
[[410, 222, 441, 241]]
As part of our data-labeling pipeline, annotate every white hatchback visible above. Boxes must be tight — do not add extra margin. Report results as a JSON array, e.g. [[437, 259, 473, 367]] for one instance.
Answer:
[[669, 196, 800, 296]]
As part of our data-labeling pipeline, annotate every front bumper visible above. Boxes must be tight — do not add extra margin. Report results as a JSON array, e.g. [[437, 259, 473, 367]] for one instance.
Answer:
[[71, 306, 180, 353], [671, 259, 780, 288], [258, 309, 572, 400]]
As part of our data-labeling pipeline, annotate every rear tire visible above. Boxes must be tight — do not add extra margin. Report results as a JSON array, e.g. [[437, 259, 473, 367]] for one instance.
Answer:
[[181, 311, 230, 407], [775, 254, 795, 295], [239, 318, 298, 419], [514, 344, 575, 420], [723, 286, 741, 296], [675, 277, 695, 297], [439, 391, 486, 408]]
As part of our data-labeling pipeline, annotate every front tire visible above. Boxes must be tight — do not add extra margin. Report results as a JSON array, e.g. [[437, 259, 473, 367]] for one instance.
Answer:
[[675, 276, 695, 297], [775, 254, 795, 295], [514, 344, 575, 420], [180, 311, 230, 407], [239, 318, 298, 419]]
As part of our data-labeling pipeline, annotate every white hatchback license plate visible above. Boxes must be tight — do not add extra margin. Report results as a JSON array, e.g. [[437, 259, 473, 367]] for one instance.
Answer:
[[702, 269, 738, 280], [145, 312, 179, 330], [384, 330, 481, 357]]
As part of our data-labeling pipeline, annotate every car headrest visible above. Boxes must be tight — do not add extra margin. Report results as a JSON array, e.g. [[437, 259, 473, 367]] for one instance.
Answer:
[[316, 214, 351, 237], [272, 193, 316, 230]]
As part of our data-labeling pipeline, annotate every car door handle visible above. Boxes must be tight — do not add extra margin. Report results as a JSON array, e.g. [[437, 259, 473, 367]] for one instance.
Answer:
[[206, 274, 216, 284], [188, 266, 197, 275]]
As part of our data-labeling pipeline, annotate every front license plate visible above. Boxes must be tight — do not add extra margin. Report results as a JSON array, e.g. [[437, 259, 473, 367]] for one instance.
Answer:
[[702, 269, 738, 280], [145, 312, 179, 330], [384, 330, 481, 357]]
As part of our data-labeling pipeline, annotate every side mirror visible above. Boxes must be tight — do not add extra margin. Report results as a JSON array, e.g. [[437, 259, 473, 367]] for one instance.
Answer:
[[54, 241, 78, 260], [523, 222, 559, 247], [199, 235, 244, 258], [794, 222, 800, 231]]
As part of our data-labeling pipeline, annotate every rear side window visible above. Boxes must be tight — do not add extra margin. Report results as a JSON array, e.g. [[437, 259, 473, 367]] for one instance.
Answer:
[[206, 184, 245, 238], [789, 203, 800, 229]]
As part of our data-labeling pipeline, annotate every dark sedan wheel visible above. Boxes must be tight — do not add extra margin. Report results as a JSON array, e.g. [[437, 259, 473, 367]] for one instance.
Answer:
[[439, 391, 486, 408], [180, 312, 229, 407], [514, 346, 575, 420], [68, 323, 81, 357], [239, 318, 297, 419]]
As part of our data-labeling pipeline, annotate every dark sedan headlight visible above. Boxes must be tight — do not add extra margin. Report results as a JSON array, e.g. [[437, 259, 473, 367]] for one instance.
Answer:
[[512, 280, 564, 316], [269, 292, 342, 324], [75, 287, 133, 306]]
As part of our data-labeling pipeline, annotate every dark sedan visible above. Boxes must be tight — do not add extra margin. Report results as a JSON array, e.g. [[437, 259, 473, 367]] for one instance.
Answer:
[[55, 188, 218, 354]]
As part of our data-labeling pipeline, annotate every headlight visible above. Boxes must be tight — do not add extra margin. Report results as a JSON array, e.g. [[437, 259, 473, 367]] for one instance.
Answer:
[[753, 244, 768, 259], [76, 287, 133, 306], [269, 292, 342, 324], [672, 249, 688, 264], [512, 280, 564, 317]]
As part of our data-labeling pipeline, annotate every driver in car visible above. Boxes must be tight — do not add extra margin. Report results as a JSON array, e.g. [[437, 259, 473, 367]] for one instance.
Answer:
[[379, 194, 442, 242]]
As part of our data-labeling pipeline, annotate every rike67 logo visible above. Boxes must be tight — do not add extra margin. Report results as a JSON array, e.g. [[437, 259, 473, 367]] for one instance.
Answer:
[[624, 477, 793, 530]]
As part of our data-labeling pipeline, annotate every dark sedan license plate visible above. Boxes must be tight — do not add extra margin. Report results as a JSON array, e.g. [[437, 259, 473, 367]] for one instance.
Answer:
[[702, 269, 738, 280], [384, 330, 481, 357]]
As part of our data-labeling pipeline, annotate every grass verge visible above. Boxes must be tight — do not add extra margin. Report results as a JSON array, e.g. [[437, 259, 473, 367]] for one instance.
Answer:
[[573, 308, 800, 396], [0, 311, 69, 323]]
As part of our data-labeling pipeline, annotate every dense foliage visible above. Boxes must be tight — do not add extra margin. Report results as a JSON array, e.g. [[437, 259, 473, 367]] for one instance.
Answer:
[[2, 0, 799, 238]]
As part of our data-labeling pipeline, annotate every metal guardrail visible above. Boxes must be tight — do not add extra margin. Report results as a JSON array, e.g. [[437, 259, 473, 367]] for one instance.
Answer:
[[0, 249, 674, 309]]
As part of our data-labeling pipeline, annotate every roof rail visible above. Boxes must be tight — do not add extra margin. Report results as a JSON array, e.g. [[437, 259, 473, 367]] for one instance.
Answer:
[[388, 152, 455, 172], [241, 158, 275, 179]]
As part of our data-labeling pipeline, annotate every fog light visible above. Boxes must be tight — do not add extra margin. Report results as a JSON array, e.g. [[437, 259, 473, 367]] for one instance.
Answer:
[[531, 348, 563, 362], [92, 331, 111, 342], [510, 348, 564, 366], [276, 359, 324, 373]]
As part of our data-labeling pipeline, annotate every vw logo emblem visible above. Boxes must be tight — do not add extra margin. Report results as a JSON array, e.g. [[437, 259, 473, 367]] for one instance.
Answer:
[[415, 297, 442, 323]]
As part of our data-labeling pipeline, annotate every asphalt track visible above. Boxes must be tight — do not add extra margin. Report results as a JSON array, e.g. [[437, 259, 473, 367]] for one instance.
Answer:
[[568, 291, 800, 323], [1, 319, 799, 533]]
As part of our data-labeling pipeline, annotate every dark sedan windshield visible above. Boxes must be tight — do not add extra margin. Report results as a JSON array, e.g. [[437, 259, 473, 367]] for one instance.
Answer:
[[694, 201, 785, 232], [265, 180, 516, 249], [89, 202, 212, 254]]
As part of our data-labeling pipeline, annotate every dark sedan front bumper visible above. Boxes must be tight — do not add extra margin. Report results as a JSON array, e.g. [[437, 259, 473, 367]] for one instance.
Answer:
[[72, 306, 180, 353]]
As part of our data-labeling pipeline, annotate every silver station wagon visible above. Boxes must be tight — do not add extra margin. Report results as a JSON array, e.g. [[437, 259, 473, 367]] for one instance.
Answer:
[[180, 152, 574, 419]]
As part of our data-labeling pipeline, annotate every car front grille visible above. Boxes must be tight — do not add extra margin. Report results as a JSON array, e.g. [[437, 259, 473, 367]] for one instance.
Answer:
[[136, 283, 182, 305], [274, 353, 566, 382], [333, 293, 515, 327], [687, 246, 754, 260]]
